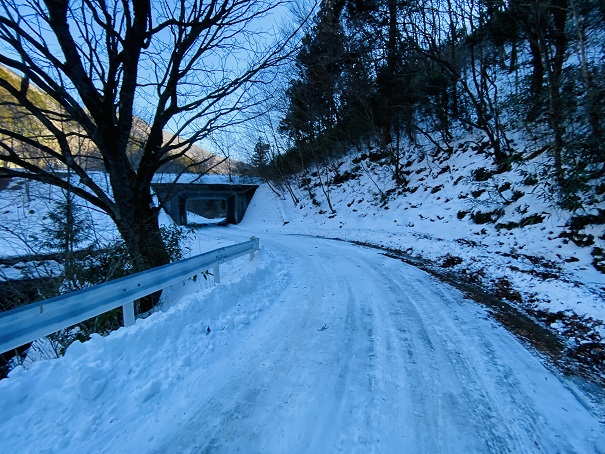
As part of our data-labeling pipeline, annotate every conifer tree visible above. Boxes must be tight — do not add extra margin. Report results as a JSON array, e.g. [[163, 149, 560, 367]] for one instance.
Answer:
[[251, 138, 271, 174]]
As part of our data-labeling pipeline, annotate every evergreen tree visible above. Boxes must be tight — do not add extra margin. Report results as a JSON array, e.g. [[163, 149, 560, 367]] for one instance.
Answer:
[[281, 2, 347, 147], [276, 0, 604, 211], [251, 138, 271, 173], [42, 186, 92, 292]]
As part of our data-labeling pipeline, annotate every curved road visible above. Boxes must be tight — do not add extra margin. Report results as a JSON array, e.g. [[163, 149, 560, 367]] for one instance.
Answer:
[[2, 232, 603, 453], [147, 232, 604, 453]]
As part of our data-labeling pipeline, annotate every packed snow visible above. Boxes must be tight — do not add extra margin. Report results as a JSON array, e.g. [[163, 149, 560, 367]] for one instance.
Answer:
[[1, 174, 605, 451]]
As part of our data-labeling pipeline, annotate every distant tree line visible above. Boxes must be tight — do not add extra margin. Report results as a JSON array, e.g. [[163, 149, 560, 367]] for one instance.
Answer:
[[268, 0, 604, 210]]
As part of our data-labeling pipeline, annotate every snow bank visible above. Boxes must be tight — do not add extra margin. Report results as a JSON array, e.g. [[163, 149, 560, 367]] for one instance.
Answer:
[[0, 240, 289, 453]]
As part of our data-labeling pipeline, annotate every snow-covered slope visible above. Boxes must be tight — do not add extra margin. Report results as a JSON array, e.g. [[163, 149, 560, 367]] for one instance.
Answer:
[[1, 228, 604, 453], [242, 143, 605, 376]]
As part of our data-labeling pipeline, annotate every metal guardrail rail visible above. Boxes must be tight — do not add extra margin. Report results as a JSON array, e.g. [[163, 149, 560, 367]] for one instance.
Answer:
[[0, 237, 259, 354]]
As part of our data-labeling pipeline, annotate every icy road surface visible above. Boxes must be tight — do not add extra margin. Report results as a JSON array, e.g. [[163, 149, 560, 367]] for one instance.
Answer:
[[1, 231, 604, 453]]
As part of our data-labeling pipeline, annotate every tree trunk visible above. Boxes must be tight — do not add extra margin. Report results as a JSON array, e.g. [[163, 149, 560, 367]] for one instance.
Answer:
[[315, 163, 336, 214], [378, 0, 400, 149], [543, 0, 569, 185], [113, 181, 170, 314], [527, 35, 544, 122], [518, 1, 546, 123]]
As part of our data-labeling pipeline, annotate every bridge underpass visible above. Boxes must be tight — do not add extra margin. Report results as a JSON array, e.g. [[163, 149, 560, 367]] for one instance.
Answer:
[[152, 183, 258, 226]]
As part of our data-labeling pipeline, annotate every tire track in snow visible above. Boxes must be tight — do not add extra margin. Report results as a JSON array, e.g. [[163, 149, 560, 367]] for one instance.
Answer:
[[371, 257, 602, 453], [374, 263, 525, 451], [147, 233, 604, 453]]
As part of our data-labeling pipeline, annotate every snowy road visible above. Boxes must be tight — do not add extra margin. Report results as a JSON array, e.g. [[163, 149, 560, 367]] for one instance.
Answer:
[[1, 231, 604, 453], [141, 232, 605, 452]]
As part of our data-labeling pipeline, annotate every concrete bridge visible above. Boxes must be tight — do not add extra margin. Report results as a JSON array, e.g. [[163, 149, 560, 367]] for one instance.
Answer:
[[153, 182, 258, 226]]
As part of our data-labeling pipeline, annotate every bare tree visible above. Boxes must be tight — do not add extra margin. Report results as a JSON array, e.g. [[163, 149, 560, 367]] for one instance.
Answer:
[[0, 0, 304, 312], [406, 0, 512, 167]]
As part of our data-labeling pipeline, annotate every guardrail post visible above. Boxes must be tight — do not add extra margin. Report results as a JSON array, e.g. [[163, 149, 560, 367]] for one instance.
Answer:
[[249, 236, 259, 261], [122, 301, 135, 327], [213, 264, 220, 285]]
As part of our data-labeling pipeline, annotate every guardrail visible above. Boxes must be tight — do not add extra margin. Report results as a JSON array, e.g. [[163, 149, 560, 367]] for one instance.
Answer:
[[0, 237, 259, 355]]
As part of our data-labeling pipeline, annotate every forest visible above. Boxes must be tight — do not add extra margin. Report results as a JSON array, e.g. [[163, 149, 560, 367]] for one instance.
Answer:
[[260, 0, 604, 215]]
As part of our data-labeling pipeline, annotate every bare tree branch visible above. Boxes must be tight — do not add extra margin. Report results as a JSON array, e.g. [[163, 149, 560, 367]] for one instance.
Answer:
[[0, 0, 309, 311]]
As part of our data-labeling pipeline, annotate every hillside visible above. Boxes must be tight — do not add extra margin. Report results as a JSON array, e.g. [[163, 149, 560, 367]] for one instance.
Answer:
[[244, 137, 605, 382], [0, 65, 58, 162], [1, 2, 604, 450], [0, 65, 239, 174], [252, 0, 605, 381]]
